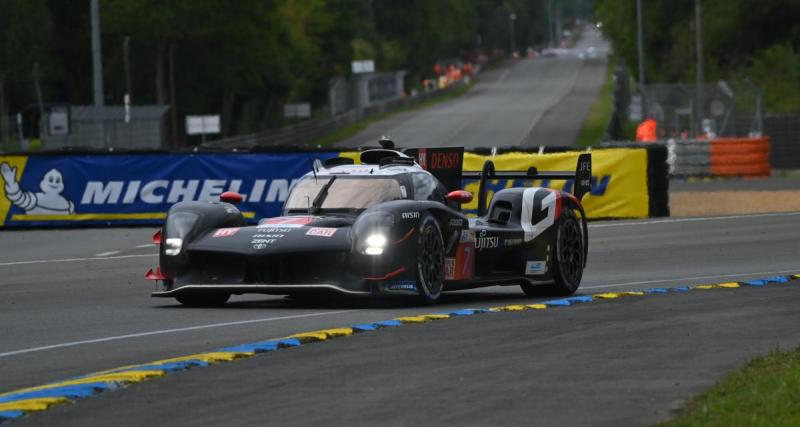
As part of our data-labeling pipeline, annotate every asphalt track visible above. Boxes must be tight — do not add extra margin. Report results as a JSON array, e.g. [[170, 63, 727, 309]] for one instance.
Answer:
[[337, 27, 609, 149], [2, 212, 800, 425]]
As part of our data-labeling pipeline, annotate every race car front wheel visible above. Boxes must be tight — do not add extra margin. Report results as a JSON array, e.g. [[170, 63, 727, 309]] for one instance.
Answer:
[[416, 214, 445, 304], [176, 293, 231, 307]]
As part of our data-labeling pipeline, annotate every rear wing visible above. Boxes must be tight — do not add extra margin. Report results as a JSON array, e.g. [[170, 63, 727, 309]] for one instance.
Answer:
[[462, 153, 592, 216]]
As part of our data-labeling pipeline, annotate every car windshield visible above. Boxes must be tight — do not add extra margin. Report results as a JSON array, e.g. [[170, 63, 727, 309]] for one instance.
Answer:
[[284, 176, 405, 211]]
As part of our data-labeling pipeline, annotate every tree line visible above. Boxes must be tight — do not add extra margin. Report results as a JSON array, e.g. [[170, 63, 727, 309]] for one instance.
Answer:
[[593, 0, 800, 112], [0, 0, 588, 144]]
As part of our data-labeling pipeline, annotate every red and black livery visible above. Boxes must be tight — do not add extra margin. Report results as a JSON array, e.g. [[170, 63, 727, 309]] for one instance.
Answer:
[[146, 143, 592, 306]]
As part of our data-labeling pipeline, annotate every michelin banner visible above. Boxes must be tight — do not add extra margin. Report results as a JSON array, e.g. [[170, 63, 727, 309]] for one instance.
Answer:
[[0, 148, 649, 228], [0, 153, 338, 228]]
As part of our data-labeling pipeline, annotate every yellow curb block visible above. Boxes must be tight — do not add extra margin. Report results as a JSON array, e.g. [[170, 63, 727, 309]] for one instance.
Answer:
[[525, 304, 548, 309], [793, 274, 800, 280], [287, 328, 354, 343], [155, 352, 250, 364], [620, 291, 645, 296], [593, 293, 621, 299], [0, 397, 69, 412], [693, 284, 717, 290], [718, 282, 741, 288], [489, 305, 527, 312], [421, 314, 451, 320], [394, 316, 430, 323]]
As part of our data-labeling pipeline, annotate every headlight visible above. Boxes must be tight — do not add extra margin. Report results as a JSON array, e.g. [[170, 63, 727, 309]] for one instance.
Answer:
[[364, 233, 387, 255], [164, 238, 183, 256]]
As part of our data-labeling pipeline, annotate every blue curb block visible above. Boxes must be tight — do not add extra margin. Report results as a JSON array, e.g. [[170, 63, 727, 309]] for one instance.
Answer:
[[765, 276, 789, 283], [566, 295, 594, 303], [375, 320, 403, 327], [217, 338, 301, 354], [644, 288, 669, 294], [743, 280, 768, 286], [449, 309, 478, 316], [0, 411, 23, 421], [671, 286, 690, 292], [0, 382, 112, 403], [543, 299, 573, 307], [118, 362, 198, 373], [352, 324, 379, 332]]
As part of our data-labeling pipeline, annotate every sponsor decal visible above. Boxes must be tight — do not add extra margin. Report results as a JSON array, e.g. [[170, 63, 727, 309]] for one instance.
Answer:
[[504, 238, 522, 246], [252, 234, 284, 239], [255, 227, 293, 233], [418, 148, 427, 169], [475, 229, 499, 250], [399, 185, 407, 198], [525, 261, 548, 275], [386, 280, 417, 291], [449, 218, 464, 227], [444, 258, 456, 280], [460, 230, 475, 243], [259, 216, 314, 228], [251, 239, 278, 244], [306, 227, 336, 237], [401, 211, 419, 220], [430, 152, 460, 169], [252, 242, 270, 250], [212, 227, 239, 238]]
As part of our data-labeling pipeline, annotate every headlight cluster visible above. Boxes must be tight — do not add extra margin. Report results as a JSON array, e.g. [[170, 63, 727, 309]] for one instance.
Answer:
[[364, 233, 387, 255], [164, 238, 183, 256]]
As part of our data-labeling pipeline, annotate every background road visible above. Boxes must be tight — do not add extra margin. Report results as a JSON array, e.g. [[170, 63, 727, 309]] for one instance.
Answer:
[[337, 27, 609, 149], [2, 212, 799, 425]]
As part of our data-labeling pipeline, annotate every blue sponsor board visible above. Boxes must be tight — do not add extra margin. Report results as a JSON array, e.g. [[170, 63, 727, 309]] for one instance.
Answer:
[[0, 152, 338, 227]]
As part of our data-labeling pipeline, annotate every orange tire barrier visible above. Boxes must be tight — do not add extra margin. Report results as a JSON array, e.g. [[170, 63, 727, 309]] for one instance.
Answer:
[[710, 137, 771, 177]]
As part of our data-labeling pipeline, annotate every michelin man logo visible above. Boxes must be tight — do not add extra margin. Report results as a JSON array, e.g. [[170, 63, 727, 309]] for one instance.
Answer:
[[1, 162, 75, 215]]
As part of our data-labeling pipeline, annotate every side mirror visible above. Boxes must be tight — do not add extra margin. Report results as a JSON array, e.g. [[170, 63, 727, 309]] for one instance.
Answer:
[[446, 190, 473, 204], [220, 191, 243, 204]]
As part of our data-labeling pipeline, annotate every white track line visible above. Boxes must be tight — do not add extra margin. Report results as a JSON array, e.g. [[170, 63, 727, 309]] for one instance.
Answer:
[[589, 212, 800, 228], [135, 244, 154, 249], [94, 250, 121, 257], [0, 254, 157, 267], [582, 269, 799, 290], [0, 310, 357, 359]]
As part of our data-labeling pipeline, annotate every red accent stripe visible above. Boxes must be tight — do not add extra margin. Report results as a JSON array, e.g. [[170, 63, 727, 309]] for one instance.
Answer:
[[152, 229, 162, 245], [555, 191, 563, 220], [364, 266, 407, 281], [394, 228, 415, 244]]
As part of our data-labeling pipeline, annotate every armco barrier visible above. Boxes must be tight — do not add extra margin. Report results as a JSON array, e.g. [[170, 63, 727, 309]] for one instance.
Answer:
[[0, 146, 669, 228]]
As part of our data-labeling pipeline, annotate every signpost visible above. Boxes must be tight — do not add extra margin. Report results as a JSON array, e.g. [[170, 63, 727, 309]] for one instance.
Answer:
[[185, 115, 220, 144], [283, 103, 311, 119], [351, 60, 375, 74]]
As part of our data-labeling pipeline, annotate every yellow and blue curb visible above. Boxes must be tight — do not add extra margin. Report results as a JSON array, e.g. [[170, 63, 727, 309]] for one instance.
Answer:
[[1, 273, 799, 423]]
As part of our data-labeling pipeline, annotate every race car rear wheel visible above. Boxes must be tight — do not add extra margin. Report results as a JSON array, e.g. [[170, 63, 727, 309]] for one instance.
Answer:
[[552, 208, 584, 295], [175, 293, 231, 307], [520, 208, 584, 297], [416, 214, 445, 304]]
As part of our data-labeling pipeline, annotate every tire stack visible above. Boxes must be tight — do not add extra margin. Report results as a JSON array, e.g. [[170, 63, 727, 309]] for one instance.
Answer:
[[710, 137, 771, 177]]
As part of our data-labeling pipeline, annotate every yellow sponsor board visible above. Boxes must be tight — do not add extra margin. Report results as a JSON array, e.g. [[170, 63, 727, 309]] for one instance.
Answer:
[[463, 149, 649, 219], [0, 156, 29, 226]]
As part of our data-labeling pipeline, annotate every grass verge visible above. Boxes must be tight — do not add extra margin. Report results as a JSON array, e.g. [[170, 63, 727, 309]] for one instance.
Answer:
[[312, 82, 474, 147], [574, 60, 614, 147], [662, 347, 800, 426]]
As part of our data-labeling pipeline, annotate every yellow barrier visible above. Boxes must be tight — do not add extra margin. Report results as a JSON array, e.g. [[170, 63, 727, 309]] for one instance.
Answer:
[[462, 149, 649, 219]]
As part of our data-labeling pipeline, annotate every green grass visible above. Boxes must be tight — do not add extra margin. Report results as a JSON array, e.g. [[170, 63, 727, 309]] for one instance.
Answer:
[[662, 347, 800, 427], [575, 60, 615, 147], [312, 82, 474, 147]]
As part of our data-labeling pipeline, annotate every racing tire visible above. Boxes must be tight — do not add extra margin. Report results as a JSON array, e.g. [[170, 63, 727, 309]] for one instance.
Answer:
[[521, 208, 584, 297], [415, 214, 445, 305], [175, 293, 231, 307]]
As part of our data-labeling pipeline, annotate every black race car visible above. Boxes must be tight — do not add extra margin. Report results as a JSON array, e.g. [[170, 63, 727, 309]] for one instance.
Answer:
[[146, 145, 592, 306]]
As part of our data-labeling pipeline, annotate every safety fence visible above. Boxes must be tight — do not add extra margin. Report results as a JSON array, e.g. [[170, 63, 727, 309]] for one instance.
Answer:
[[603, 137, 771, 177], [0, 146, 669, 228]]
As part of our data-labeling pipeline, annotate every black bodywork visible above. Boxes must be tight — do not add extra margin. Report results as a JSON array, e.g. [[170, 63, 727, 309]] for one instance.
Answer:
[[148, 148, 592, 302]]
